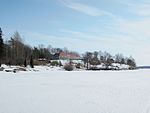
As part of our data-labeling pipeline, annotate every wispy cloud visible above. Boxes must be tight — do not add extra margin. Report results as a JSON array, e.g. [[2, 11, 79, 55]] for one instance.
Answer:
[[118, 18, 150, 40], [132, 4, 150, 16], [116, 0, 150, 17], [60, 0, 115, 17]]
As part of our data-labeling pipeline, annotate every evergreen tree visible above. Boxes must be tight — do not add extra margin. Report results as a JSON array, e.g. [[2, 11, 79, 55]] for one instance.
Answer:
[[30, 55, 34, 68], [24, 59, 27, 67], [0, 28, 4, 67]]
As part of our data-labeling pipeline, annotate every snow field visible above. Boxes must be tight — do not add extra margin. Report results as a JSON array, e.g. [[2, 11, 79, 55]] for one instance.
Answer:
[[0, 70, 150, 113]]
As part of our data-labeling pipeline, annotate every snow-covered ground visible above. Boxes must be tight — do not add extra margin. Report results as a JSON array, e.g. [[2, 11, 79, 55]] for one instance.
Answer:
[[0, 69, 150, 113]]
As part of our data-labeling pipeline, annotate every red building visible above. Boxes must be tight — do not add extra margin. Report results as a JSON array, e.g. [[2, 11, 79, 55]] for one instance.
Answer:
[[59, 52, 81, 60]]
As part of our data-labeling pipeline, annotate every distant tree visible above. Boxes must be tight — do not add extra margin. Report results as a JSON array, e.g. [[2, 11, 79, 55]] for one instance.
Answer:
[[100, 55, 104, 63], [83, 52, 92, 70], [30, 55, 34, 68], [90, 51, 99, 66], [127, 56, 136, 69], [33, 45, 52, 60], [8, 32, 25, 65], [0, 28, 4, 67], [115, 54, 124, 64], [51, 48, 62, 54], [103, 52, 113, 69], [121, 58, 125, 64], [24, 59, 27, 67], [106, 58, 114, 69], [99, 51, 103, 63], [24, 45, 32, 60], [33, 47, 40, 59]]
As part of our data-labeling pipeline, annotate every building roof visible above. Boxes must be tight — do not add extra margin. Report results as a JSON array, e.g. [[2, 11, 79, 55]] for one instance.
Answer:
[[59, 52, 81, 60]]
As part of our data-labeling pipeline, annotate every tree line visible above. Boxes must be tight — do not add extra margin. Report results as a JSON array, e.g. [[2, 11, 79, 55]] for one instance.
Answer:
[[0, 28, 79, 67], [0, 28, 136, 69], [0, 28, 61, 67], [83, 51, 136, 70], [0, 30, 34, 67]]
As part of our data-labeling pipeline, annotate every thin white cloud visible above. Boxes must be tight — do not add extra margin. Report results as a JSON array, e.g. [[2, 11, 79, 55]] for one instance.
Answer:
[[132, 4, 150, 16], [116, 0, 150, 16], [118, 18, 150, 40], [60, 0, 115, 17]]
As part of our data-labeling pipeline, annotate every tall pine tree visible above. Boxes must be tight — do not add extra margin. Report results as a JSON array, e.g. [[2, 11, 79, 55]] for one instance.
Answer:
[[0, 28, 4, 67]]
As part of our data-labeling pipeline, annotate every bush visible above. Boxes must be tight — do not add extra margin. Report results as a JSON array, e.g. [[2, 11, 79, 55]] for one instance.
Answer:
[[33, 60, 47, 65], [0, 67, 4, 71], [76, 63, 81, 69], [51, 61, 59, 66], [64, 64, 74, 71]]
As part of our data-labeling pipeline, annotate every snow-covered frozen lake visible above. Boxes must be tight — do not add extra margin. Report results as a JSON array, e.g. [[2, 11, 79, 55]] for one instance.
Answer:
[[0, 69, 150, 113]]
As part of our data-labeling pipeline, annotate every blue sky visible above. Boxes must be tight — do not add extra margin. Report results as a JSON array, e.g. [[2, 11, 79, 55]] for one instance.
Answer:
[[1, 0, 150, 65]]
